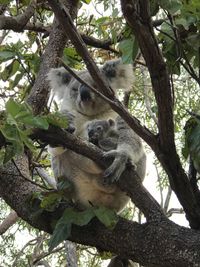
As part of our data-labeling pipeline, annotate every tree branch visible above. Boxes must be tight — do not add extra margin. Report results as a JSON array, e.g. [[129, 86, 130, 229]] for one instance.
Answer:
[[0, 211, 19, 235], [0, 161, 200, 266], [120, 0, 200, 229], [0, 1, 37, 32]]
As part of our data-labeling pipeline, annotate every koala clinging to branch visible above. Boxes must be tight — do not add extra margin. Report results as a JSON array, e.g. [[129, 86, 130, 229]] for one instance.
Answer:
[[85, 118, 118, 151], [47, 59, 146, 213]]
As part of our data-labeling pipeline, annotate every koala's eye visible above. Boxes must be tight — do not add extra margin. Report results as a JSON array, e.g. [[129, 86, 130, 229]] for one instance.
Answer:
[[97, 126, 103, 131], [72, 87, 78, 92]]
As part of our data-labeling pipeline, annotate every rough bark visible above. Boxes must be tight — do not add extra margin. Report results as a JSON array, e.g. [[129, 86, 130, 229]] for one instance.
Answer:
[[0, 1, 36, 31], [1, 161, 200, 266], [120, 0, 200, 229]]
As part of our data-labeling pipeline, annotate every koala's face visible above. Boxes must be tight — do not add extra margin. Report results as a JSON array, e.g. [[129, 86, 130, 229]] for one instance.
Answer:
[[66, 72, 110, 116], [48, 59, 134, 116], [87, 119, 114, 145]]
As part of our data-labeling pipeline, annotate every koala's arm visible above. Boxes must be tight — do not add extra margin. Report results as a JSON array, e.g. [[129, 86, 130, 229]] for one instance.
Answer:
[[103, 116, 146, 184], [98, 137, 117, 151]]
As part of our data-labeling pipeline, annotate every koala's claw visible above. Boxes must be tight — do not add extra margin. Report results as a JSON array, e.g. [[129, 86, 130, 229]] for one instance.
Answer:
[[66, 124, 75, 134], [103, 150, 131, 185]]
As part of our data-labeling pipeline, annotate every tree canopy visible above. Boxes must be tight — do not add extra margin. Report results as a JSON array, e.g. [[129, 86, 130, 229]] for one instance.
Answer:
[[0, 0, 200, 266]]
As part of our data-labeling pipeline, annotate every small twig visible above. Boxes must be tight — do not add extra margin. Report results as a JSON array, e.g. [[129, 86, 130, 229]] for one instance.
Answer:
[[35, 167, 57, 189], [59, 58, 116, 106], [32, 245, 65, 265], [12, 238, 38, 267], [155, 165, 164, 209], [11, 159, 50, 191], [16, 54, 35, 86], [0, 211, 19, 235], [166, 208, 184, 218], [164, 186, 172, 214]]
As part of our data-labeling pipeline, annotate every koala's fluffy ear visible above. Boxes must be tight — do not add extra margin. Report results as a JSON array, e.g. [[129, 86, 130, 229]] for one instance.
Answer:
[[47, 67, 73, 100], [101, 59, 134, 91]]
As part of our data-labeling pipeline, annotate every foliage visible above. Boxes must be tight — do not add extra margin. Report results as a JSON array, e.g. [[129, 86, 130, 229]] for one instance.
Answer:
[[0, 0, 200, 266], [0, 99, 67, 164], [183, 115, 200, 173], [49, 206, 118, 251]]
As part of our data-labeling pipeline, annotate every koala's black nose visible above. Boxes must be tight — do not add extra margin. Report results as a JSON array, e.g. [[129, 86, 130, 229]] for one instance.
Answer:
[[88, 129, 94, 138], [80, 84, 91, 102]]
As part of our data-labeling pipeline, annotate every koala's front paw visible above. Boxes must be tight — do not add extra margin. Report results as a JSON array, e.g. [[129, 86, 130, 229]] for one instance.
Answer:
[[103, 150, 135, 185], [66, 123, 75, 134], [61, 110, 76, 133]]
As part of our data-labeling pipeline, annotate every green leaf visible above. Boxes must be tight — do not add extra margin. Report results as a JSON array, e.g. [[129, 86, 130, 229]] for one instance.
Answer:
[[10, 71, 24, 89], [5, 99, 25, 118], [81, 0, 91, 4], [118, 37, 139, 64], [0, 123, 20, 142], [0, 0, 10, 3], [5, 99, 49, 130], [184, 116, 200, 172], [159, 0, 182, 14], [3, 145, 16, 164], [0, 123, 24, 162], [0, 51, 16, 62], [40, 192, 62, 211], [45, 112, 68, 128], [10, 59, 20, 77], [49, 208, 95, 251], [93, 207, 119, 229], [20, 115, 49, 130], [48, 206, 118, 251], [1, 60, 20, 81], [185, 34, 200, 51], [49, 220, 71, 251], [19, 130, 35, 151]]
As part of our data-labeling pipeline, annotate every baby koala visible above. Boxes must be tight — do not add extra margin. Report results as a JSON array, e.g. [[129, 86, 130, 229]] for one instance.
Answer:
[[86, 118, 119, 151]]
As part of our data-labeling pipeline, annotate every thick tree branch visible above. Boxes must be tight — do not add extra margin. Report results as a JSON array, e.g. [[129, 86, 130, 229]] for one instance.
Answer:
[[121, 0, 174, 148], [120, 0, 200, 229], [0, 1, 37, 32], [0, 161, 200, 266]]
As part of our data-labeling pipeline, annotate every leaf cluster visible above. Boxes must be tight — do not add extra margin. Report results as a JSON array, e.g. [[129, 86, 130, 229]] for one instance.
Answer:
[[0, 99, 68, 164]]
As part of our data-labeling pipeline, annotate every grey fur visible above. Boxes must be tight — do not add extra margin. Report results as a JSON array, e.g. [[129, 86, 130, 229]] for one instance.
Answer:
[[86, 118, 118, 151], [47, 59, 146, 213]]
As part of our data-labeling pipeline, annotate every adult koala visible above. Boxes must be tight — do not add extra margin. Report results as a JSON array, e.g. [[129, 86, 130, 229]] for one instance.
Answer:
[[47, 59, 146, 213]]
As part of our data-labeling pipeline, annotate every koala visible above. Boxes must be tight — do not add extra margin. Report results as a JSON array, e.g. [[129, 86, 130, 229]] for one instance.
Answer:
[[47, 59, 146, 213], [85, 118, 118, 151]]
